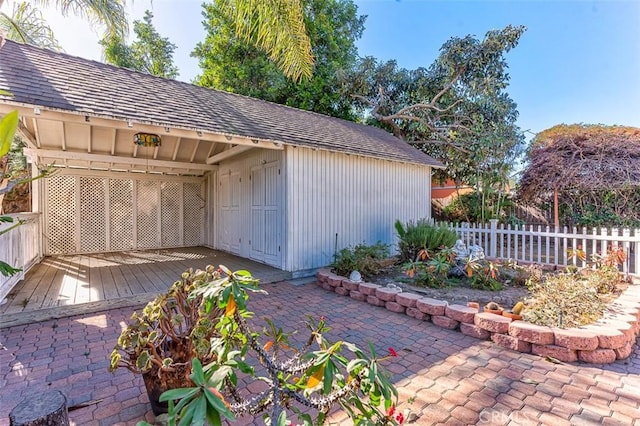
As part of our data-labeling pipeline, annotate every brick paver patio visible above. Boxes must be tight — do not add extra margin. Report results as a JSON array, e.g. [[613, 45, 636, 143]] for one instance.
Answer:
[[1, 281, 639, 425]]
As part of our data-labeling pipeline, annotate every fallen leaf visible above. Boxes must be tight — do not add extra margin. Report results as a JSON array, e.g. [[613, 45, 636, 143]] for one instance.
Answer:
[[545, 355, 564, 364]]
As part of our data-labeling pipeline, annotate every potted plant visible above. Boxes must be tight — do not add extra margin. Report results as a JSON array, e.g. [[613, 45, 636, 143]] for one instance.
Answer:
[[109, 266, 225, 415], [141, 266, 404, 425], [484, 301, 504, 315]]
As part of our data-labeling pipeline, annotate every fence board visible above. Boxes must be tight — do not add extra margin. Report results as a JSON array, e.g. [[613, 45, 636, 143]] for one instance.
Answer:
[[437, 220, 640, 276]]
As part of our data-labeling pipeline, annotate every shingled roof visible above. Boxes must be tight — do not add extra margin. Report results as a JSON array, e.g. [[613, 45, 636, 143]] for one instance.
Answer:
[[0, 40, 442, 168]]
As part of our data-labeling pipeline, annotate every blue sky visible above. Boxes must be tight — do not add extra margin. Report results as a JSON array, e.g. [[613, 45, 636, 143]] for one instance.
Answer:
[[41, 0, 640, 138]]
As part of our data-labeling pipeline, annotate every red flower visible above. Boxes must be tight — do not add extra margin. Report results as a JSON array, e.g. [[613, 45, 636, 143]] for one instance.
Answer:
[[388, 347, 398, 357], [396, 412, 405, 424], [387, 405, 396, 417]]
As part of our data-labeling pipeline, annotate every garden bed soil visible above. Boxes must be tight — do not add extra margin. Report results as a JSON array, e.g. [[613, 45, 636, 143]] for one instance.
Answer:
[[368, 266, 530, 311]]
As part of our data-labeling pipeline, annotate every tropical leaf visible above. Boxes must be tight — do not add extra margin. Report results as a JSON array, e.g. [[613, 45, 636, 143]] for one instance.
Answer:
[[219, 0, 313, 82], [32, 0, 128, 38], [0, 110, 19, 157], [0, 2, 60, 49]]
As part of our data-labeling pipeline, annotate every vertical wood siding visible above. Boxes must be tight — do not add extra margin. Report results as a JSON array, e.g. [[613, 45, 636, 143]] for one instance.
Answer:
[[284, 147, 432, 273]]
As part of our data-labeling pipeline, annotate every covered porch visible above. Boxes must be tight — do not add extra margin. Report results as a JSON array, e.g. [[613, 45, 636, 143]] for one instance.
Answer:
[[0, 246, 292, 328]]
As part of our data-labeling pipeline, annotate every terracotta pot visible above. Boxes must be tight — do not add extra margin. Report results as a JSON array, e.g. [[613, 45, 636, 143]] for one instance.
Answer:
[[467, 302, 480, 311], [502, 311, 523, 321], [483, 308, 503, 315]]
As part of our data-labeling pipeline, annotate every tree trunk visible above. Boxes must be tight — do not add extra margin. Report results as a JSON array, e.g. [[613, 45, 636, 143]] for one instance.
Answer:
[[553, 186, 559, 230], [9, 391, 69, 426]]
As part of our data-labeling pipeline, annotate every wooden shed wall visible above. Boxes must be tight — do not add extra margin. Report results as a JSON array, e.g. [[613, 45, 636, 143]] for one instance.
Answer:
[[283, 146, 432, 275], [213, 149, 285, 269]]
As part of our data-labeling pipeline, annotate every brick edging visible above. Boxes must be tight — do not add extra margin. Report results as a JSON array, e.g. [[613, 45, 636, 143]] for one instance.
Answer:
[[316, 270, 640, 364]]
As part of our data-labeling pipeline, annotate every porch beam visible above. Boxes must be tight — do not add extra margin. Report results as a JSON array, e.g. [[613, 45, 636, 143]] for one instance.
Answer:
[[1, 104, 286, 151], [110, 128, 117, 155], [17, 121, 38, 149], [206, 145, 253, 164], [32, 118, 41, 148], [172, 137, 181, 161], [190, 140, 200, 163], [26, 148, 218, 172]]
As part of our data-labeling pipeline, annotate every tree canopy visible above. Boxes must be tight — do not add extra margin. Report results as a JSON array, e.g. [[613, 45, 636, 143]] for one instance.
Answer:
[[101, 10, 179, 79], [193, 0, 365, 120], [342, 25, 527, 219], [518, 124, 640, 227]]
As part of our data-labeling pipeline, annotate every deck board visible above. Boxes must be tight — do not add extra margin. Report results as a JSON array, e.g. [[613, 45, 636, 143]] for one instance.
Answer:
[[0, 247, 292, 327]]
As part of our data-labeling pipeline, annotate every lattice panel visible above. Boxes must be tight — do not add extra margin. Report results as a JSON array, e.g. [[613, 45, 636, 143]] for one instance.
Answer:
[[79, 177, 107, 252], [45, 176, 77, 255], [136, 180, 159, 248], [183, 182, 203, 246], [109, 179, 134, 251], [161, 182, 181, 247]]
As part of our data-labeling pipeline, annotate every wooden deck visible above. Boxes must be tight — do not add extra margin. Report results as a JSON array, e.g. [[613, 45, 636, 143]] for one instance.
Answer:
[[0, 247, 292, 328]]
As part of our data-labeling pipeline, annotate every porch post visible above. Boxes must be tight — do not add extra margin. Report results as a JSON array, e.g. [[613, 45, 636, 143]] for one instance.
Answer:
[[28, 155, 43, 260]]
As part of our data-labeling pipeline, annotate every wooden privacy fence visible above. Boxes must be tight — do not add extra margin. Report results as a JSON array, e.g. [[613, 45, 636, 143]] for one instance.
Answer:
[[438, 220, 640, 276], [0, 213, 41, 302]]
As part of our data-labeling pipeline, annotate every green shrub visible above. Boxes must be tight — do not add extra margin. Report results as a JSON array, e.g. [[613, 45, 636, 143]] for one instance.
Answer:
[[401, 250, 454, 289], [332, 241, 390, 279], [470, 271, 504, 291], [394, 219, 458, 262]]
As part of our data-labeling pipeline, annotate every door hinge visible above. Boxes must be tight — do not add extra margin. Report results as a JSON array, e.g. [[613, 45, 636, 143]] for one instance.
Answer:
[[249, 239, 251, 245], [278, 245, 281, 252], [278, 169, 281, 175]]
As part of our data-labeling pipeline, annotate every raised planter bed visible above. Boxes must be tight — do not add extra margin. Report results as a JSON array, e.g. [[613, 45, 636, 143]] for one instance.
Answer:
[[316, 269, 640, 364]]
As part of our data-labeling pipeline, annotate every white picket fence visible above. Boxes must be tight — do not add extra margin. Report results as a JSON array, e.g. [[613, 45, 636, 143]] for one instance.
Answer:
[[0, 213, 41, 303], [438, 220, 640, 276]]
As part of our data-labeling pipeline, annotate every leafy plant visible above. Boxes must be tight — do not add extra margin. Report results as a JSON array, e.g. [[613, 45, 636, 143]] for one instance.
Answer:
[[0, 109, 21, 277], [332, 241, 390, 279], [469, 262, 504, 291], [136, 266, 403, 425], [394, 219, 457, 262], [402, 250, 453, 289], [110, 267, 227, 397]]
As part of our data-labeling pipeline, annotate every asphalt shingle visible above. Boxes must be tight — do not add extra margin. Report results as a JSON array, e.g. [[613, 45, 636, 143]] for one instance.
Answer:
[[0, 40, 442, 168]]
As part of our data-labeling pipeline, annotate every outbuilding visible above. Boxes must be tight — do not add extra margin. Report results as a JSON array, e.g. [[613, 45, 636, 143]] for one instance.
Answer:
[[0, 40, 442, 277]]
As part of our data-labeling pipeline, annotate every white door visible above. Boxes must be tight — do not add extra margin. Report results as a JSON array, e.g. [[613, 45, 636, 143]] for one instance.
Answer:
[[218, 172, 241, 254], [250, 162, 281, 266]]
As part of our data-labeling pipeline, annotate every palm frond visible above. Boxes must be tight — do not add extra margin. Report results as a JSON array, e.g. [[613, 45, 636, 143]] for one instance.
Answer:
[[0, 2, 61, 49], [221, 0, 313, 82], [33, 0, 128, 38]]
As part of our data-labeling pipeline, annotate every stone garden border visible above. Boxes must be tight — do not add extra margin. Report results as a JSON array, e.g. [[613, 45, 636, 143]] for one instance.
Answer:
[[316, 269, 640, 364]]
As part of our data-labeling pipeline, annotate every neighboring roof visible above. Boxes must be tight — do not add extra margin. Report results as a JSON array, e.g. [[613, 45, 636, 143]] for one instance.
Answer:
[[0, 40, 443, 168]]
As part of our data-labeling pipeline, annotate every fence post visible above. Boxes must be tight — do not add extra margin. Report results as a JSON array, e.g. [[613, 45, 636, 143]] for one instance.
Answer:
[[489, 219, 498, 258], [635, 229, 640, 276]]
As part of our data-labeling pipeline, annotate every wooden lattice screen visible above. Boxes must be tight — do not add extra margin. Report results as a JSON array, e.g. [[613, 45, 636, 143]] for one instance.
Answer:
[[44, 174, 204, 255]]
